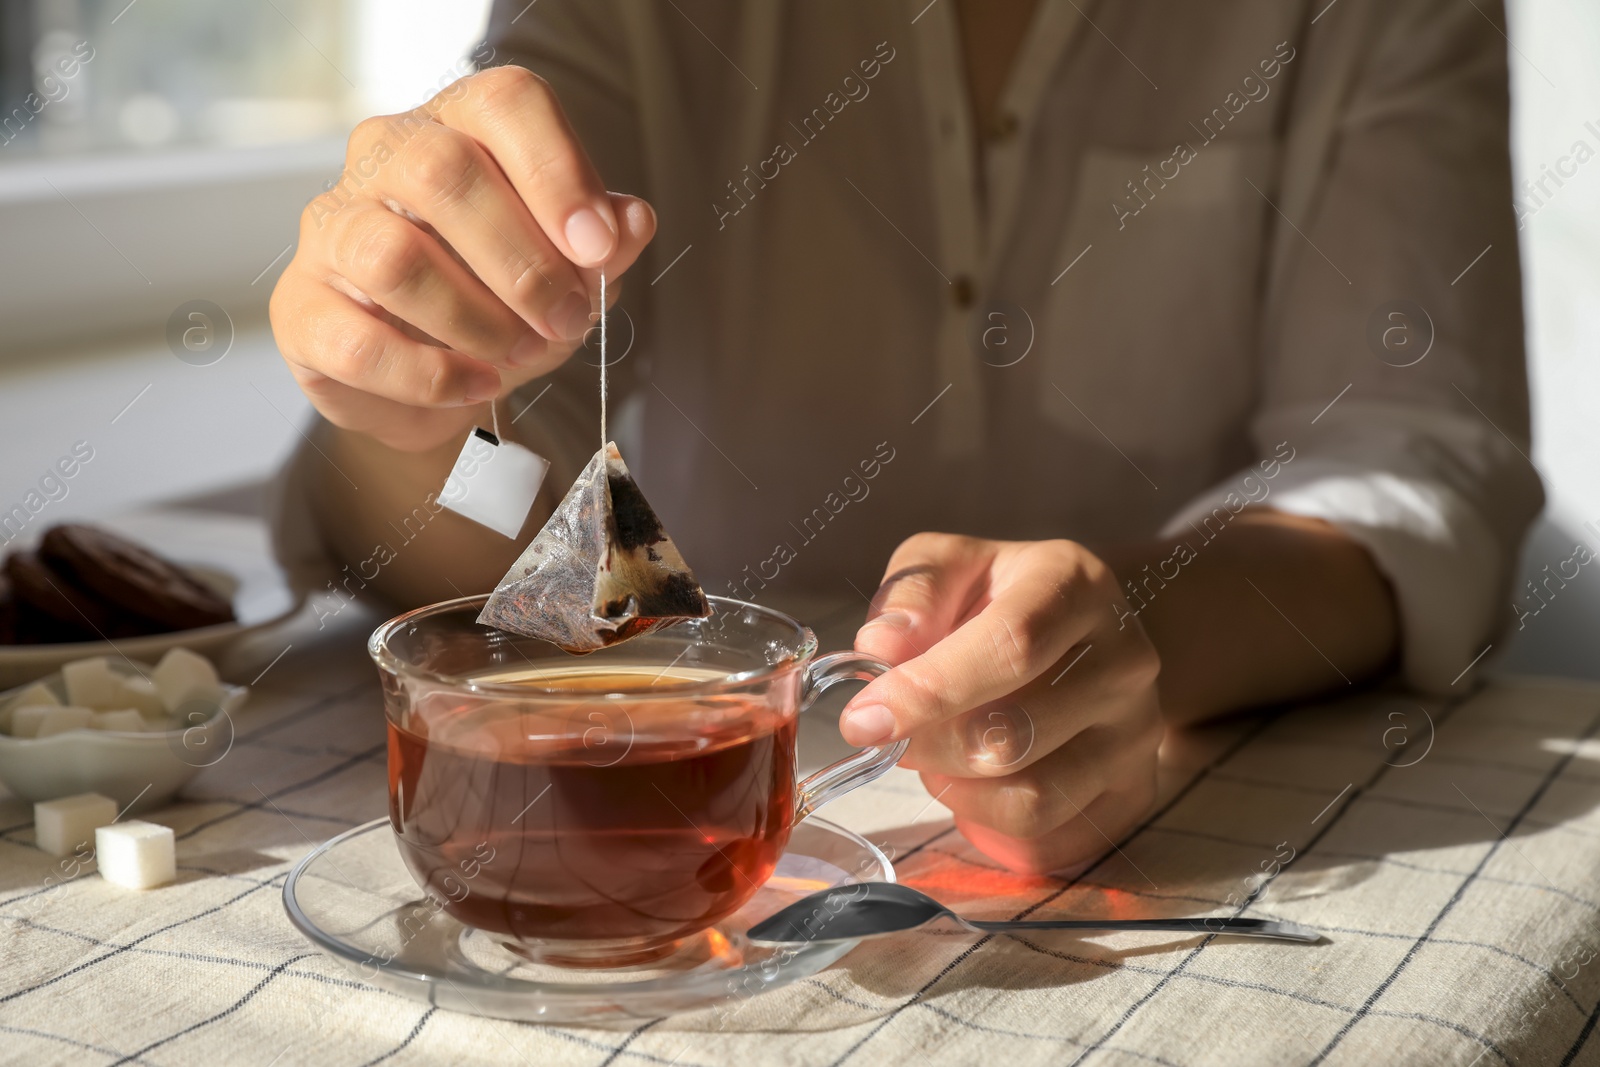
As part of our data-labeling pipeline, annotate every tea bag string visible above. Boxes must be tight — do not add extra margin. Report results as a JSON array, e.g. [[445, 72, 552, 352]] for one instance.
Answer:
[[486, 274, 601, 447]]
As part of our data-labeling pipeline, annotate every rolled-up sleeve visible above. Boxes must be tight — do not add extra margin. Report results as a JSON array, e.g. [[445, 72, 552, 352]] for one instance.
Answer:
[[1161, 0, 1543, 692]]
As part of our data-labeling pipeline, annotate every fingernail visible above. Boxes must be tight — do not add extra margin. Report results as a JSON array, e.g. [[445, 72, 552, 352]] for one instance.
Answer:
[[550, 291, 592, 342], [565, 206, 616, 266], [508, 331, 547, 368], [464, 372, 501, 404], [864, 611, 911, 634], [840, 704, 896, 747]]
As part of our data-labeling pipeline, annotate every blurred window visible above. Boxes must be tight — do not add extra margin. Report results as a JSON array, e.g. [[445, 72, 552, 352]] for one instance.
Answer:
[[0, 0, 492, 352], [0, 0, 491, 160]]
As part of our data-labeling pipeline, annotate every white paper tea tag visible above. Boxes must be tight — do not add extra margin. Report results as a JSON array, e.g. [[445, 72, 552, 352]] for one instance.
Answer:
[[439, 428, 549, 539]]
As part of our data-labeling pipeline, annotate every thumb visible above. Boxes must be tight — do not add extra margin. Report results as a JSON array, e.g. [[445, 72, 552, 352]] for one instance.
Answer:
[[600, 193, 656, 277]]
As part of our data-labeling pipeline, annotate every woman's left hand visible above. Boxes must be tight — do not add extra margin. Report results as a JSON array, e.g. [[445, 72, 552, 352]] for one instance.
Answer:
[[844, 533, 1164, 874]]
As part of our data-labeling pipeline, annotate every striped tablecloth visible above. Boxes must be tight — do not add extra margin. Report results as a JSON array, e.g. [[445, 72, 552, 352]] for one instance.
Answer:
[[3, 593, 1600, 1066]]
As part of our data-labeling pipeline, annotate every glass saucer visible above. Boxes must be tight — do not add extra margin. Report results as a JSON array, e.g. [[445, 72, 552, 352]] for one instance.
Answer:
[[282, 816, 894, 1025]]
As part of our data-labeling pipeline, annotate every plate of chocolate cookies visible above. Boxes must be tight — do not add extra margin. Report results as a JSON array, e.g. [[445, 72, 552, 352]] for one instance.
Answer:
[[0, 522, 300, 687]]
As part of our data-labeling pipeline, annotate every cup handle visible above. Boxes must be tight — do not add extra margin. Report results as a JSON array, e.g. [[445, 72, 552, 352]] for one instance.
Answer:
[[793, 651, 908, 822]]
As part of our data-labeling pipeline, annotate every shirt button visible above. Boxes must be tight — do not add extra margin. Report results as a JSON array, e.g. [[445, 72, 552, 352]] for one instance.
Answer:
[[950, 275, 975, 309], [989, 111, 1019, 142]]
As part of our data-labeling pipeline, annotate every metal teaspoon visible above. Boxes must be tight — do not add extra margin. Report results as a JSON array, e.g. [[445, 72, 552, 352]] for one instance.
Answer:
[[746, 882, 1322, 945]]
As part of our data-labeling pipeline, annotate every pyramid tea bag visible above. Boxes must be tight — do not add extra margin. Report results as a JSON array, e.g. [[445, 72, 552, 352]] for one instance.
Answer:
[[477, 441, 710, 652], [477, 272, 706, 651]]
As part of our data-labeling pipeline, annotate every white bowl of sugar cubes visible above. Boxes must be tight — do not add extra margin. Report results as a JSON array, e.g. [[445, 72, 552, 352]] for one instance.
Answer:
[[0, 647, 247, 812]]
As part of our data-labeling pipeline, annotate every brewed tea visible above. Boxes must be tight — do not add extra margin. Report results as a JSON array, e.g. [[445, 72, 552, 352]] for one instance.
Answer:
[[387, 664, 797, 960]]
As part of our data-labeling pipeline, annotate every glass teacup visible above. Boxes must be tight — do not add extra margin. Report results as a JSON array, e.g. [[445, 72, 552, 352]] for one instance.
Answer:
[[368, 595, 904, 967]]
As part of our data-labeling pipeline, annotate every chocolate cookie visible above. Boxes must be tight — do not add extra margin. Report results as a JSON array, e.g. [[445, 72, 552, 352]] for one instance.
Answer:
[[40, 525, 235, 631], [0, 570, 14, 645], [4, 551, 114, 639], [14, 598, 99, 645]]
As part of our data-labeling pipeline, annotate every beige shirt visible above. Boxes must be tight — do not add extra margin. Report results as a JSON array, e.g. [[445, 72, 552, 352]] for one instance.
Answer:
[[278, 0, 1541, 693]]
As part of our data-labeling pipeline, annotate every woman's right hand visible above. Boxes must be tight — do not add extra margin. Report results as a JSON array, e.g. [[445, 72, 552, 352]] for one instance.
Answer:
[[269, 65, 656, 453]]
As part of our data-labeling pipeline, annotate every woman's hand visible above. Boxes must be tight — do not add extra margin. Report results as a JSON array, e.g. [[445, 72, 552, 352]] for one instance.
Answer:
[[845, 534, 1163, 875], [269, 65, 656, 453]]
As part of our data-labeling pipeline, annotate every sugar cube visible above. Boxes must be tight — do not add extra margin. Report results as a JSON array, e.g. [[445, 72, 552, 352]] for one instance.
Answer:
[[91, 709, 147, 732], [4, 685, 61, 735], [6, 682, 60, 711], [34, 792, 118, 858], [95, 820, 176, 889], [35, 706, 94, 737], [152, 648, 222, 715], [113, 675, 167, 719], [12, 704, 94, 738], [9, 705, 54, 738], [63, 658, 118, 709]]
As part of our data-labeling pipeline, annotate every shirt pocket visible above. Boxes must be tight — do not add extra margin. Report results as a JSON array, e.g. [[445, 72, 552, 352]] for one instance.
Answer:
[[1041, 140, 1280, 457]]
